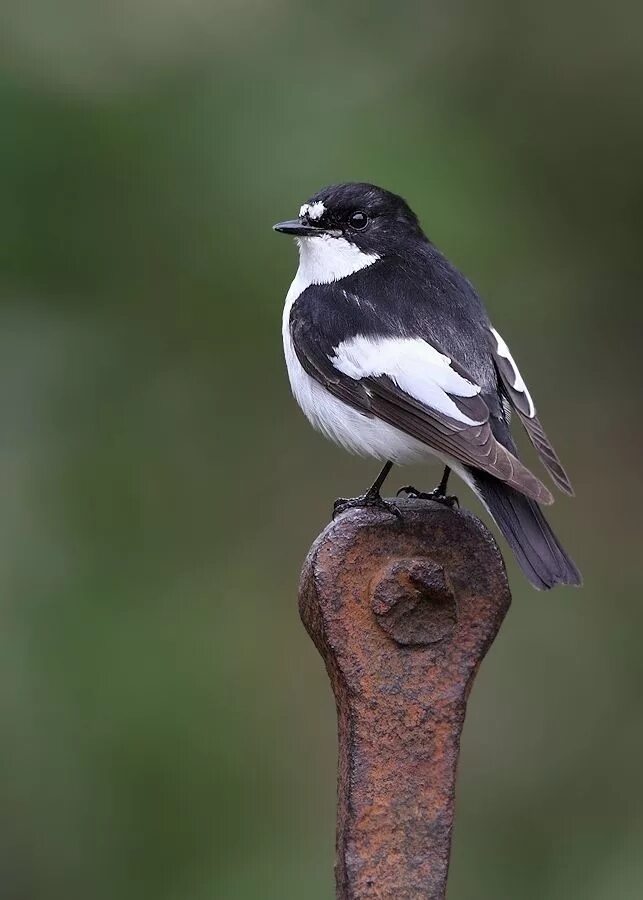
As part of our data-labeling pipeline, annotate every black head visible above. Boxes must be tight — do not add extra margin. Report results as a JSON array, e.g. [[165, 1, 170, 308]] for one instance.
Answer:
[[273, 182, 425, 255]]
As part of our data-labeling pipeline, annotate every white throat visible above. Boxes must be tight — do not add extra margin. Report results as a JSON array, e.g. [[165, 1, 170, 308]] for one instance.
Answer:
[[281, 234, 382, 453], [294, 234, 380, 289], [282, 234, 381, 366]]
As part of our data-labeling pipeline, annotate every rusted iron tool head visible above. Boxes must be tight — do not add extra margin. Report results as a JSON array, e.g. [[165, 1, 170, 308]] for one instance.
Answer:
[[299, 498, 511, 900]]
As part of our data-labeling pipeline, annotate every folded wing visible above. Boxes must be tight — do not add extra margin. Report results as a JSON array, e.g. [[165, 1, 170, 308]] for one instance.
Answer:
[[488, 327, 574, 496], [291, 316, 554, 505]]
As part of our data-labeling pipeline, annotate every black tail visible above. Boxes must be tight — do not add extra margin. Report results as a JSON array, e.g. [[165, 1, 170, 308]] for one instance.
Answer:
[[473, 471, 582, 590]]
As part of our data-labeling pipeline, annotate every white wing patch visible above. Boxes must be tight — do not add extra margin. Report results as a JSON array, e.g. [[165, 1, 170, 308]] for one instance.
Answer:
[[330, 335, 484, 426], [490, 327, 535, 418], [299, 200, 326, 220]]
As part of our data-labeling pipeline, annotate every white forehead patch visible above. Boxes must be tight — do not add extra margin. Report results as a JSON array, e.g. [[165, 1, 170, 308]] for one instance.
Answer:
[[299, 200, 326, 221]]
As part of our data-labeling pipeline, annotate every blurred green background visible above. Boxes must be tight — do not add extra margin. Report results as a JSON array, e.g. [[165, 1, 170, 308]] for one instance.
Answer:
[[1, 2, 642, 898]]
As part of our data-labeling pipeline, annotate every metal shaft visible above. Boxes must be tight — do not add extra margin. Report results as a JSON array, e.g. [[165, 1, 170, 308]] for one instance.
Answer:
[[299, 498, 511, 899]]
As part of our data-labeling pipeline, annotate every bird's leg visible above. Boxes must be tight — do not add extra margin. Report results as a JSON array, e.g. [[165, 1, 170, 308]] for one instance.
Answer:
[[436, 465, 452, 497], [397, 466, 459, 509], [367, 459, 395, 496], [333, 461, 401, 520]]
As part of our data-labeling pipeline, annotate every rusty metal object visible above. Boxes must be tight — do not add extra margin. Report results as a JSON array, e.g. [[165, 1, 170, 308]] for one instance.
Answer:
[[299, 498, 511, 900]]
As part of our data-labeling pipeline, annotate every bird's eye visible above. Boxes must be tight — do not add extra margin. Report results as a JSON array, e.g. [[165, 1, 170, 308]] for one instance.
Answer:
[[348, 211, 368, 230]]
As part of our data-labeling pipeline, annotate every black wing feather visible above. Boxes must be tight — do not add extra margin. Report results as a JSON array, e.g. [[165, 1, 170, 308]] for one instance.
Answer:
[[366, 375, 553, 505], [290, 303, 553, 505], [519, 414, 574, 496], [487, 327, 574, 496]]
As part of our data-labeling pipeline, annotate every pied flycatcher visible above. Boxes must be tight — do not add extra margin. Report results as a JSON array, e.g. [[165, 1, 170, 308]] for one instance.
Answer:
[[274, 183, 581, 590]]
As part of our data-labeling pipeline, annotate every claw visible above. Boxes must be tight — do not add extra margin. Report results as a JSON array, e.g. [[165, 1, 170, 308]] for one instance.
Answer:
[[396, 485, 459, 509], [333, 491, 402, 521]]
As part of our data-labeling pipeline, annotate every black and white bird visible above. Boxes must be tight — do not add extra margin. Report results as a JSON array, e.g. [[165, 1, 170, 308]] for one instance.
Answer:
[[274, 183, 581, 590]]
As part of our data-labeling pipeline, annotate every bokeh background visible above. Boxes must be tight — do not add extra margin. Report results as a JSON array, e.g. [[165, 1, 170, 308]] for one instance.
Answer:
[[2, 2, 642, 898]]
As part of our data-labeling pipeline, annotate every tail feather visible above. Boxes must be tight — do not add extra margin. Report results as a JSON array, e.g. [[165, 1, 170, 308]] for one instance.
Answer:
[[473, 471, 582, 590]]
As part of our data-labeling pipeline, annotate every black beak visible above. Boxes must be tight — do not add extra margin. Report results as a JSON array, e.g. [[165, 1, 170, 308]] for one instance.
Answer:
[[273, 219, 336, 236]]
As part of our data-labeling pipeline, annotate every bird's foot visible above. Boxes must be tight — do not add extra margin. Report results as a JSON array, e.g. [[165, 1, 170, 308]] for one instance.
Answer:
[[396, 484, 460, 509], [333, 490, 402, 521]]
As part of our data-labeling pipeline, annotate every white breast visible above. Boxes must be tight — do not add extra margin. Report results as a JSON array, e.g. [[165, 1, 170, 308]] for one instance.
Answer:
[[281, 235, 434, 464]]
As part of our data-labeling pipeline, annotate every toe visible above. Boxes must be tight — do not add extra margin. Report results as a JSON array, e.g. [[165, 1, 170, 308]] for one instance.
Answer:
[[396, 485, 418, 498]]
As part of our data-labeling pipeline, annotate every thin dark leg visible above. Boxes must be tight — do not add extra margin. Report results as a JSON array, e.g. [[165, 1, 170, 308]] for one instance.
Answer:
[[333, 461, 401, 520], [368, 460, 394, 496], [396, 465, 459, 508], [437, 466, 451, 496]]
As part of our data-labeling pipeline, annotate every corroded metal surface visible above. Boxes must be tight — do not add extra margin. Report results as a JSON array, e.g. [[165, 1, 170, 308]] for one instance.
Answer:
[[299, 498, 511, 900]]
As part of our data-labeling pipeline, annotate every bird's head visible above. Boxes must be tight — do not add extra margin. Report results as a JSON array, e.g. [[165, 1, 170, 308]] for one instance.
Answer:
[[273, 183, 424, 281]]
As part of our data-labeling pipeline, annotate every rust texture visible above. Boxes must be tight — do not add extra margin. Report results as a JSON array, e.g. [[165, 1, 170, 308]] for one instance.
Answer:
[[299, 498, 511, 900]]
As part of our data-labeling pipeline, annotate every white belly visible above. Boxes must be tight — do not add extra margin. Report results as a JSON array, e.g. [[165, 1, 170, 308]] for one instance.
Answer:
[[284, 332, 431, 463], [282, 269, 431, 465]]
